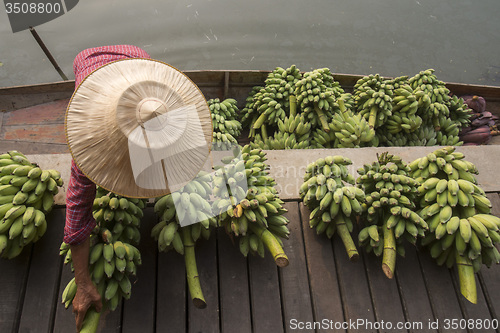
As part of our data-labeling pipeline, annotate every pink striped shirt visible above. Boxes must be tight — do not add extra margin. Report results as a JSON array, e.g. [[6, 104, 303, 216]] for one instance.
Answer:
[[64, 45, 151, 245]]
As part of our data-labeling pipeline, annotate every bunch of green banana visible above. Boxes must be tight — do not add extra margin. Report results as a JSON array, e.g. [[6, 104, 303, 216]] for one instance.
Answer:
[[410, 146, 499, 304], [408, 69, 452, 129], [214, 145, 290, 268], [313, 96, 376, 148], [243, 65, 302, 139], [384, 84, 422, 134], [152, 171, 215, 253], [263, 65, 302, 113], [300, 155, 361, 261], [60, 234, 142, 315], [434, 116, 463, 146], [92, 187, 147, 246], [405, 125, 438, 146], [0, 150, 63, 259], [376, 131, 408, 147], [209, 98, 243, 150], [295, 68, 344, 132], [251, 131, 311, 150], [448, 94, 472, 128], [250, 113, 312, 150], [240, 85, 264, 128], [353, 74, 394, 129], [357, 152, 427, 279], [390, 75, 411, 89], [152, 170, 215, 309], [60, 188, 146, 329]]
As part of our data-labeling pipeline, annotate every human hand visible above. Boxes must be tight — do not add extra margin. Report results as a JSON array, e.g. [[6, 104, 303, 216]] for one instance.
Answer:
[[72, 281, 102, 332]]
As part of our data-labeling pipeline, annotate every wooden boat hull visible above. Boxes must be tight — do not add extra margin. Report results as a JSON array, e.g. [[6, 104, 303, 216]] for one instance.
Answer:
[[1, 70, 500, 154]]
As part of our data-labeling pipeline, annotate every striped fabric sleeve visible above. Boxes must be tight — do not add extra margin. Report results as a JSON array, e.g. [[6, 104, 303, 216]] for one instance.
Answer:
[[63, 160, 97, 244]]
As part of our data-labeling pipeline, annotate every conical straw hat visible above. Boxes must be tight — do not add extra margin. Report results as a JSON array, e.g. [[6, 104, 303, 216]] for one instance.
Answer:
[[65, 58, 212, 198]]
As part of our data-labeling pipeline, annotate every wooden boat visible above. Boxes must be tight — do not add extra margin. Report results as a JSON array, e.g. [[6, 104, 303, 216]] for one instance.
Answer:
[[1, 70, 500, 154], [2, 71, 500, 333]]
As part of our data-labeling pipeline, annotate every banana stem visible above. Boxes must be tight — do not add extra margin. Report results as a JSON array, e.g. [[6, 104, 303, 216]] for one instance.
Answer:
[[79, 308, 101, 333], [313, 103, 330, 133], [456, 253, 477, 304], [382, 225, 396, 279], [181, 227, 207, 309], [289, 95, 297, 117], [368, 105, 378, 128], [335, 214, 359, 262], [248, 222, 289, 267], [338, 98, 347, 114], [432, 116, 441, 131], [261, 123, 268, 141]]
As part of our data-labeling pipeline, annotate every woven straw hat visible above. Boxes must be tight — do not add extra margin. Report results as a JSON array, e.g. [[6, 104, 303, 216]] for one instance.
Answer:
[[65, 58, 212, 198]]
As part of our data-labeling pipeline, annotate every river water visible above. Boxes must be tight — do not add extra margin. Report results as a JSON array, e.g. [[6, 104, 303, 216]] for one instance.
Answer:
[[1, 0, 499, 88]]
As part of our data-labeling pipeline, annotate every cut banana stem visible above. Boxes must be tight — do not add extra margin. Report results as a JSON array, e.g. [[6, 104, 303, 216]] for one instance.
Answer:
[[289, 95, 297, 118], [382, 225, 396, 279], [249, 222, 289, 267], [79, 308, 101, 333], [368, 105, 378, 128], [313, 104, 330, 133], [261, 123, 268, 141], [181, 227, 206, 309], [456, 253, 477, 304], [338, 98, 347, 114], [335, 214, 359, 262]]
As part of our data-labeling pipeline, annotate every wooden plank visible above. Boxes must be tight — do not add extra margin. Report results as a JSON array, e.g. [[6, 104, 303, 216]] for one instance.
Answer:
[[452, 193, 500, 332], [450, 269, 494, 333], [53, 262, 81, 333], [0, 123, 66, 144], [216, 228, 252, 333], [0, 243, 32, 333], [0, 140, 68, 155], [17, 208, 65, 332], [364, 251, 407, 331], [395, 243, 437, 333], [333, 227, 377, 333], [278, 201, 314, 333], [417, 251, 467, 333], [248, 245, 284, 333], [478, 193, 500, 327], [0, 91, 72, 113], [0, 80, 74, 95], [121, 207, 157, 333], [1, 99, 68, 126], [187, 233, 220, 333], [156, 245, 187, 333], [299, 203, 345, 333]]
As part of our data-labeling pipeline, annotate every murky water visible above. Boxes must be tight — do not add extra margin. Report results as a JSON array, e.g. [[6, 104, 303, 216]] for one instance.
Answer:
[[1, 0, 499, 88]]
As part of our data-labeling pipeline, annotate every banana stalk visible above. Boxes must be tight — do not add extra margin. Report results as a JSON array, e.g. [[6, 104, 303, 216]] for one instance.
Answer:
[[261, 123, 268, 141], [456, 253, 477, 304], [368, 105, 378, 128], [79, 308, 101, 333], [314, 103, 330, 132], [382, 224, 396, 279], [289, 95, 297, 118], [336, 214, 359, 261], [181, 227, 206, 309], [249, 222, 289, 267]]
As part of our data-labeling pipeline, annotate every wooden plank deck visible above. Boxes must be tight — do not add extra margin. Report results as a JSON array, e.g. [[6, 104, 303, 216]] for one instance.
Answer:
[[1, 199, 500, 333]]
